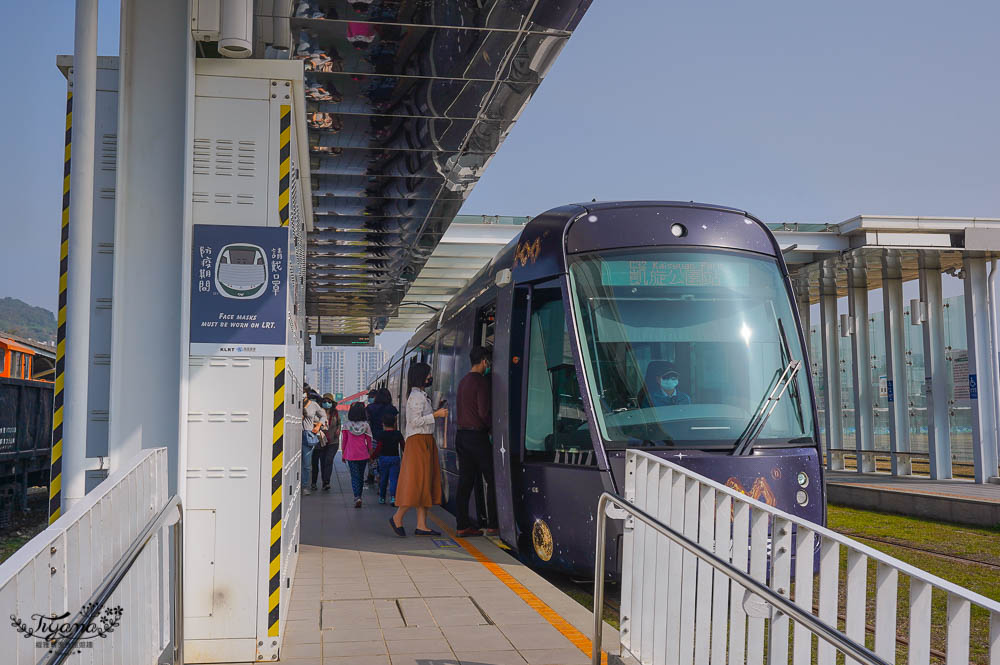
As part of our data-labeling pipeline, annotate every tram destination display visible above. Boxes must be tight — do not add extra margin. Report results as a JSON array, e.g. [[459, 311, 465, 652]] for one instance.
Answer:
[[189, 224, 289, 356]]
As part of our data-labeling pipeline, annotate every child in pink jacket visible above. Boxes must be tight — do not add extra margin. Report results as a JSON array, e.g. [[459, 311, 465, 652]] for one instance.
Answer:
[[341, 402, 373, 507]]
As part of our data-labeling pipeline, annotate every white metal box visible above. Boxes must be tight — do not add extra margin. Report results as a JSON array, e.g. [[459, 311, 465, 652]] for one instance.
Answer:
[[184, 59, 309, 663]]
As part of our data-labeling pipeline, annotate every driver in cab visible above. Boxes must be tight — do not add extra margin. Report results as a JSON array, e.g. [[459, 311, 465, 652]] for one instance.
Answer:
[[643, 361, 691, 406]]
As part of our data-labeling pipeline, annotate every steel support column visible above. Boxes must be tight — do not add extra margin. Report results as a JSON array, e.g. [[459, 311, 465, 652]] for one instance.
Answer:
[[108, 0, 194, 495], [819, 265, 844, 469], [918, 254, 952, 479], [62, 0, 99, 512], [881, 251, 911, 475], [962, 255, 999, 482], [848, 256, 875, 472]]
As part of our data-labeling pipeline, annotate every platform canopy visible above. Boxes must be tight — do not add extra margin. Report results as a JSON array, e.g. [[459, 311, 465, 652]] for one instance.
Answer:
[[286, 0, 592, 335]]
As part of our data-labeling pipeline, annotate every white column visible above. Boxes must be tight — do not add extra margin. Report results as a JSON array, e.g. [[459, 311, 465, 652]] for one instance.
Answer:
[[819, 265, 844, 470], [881, 251, 911, 475], [963, 255, 999, 483], [848, 257, 875, 472], [109, 0, 194, 495], [919, 254, 952, 479], [62, 0, 99, 512]]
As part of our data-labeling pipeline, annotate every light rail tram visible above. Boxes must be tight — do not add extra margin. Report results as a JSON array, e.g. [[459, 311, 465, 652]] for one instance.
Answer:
[[369, 201, 824, 576]]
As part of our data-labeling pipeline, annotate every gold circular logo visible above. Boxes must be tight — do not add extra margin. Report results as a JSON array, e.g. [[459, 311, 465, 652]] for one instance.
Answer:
[[532, 519, 553, 562]]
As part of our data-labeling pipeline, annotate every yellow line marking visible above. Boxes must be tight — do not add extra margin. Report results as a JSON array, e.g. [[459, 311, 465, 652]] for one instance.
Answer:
[[430, 514, 608, 664]]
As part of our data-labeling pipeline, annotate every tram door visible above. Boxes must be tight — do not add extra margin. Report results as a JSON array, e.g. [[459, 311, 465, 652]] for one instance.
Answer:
[[507, 280, 604, 570]]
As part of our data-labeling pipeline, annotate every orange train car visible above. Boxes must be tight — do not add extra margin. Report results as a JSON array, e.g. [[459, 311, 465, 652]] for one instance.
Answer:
[[0, 336, 54, 382]]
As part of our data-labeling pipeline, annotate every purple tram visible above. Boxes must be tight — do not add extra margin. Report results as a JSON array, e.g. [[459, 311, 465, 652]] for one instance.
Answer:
[[371, 201, 824, 577]]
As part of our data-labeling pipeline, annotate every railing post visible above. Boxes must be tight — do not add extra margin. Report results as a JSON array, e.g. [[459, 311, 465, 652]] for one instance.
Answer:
[[592, 494, 608, 665]]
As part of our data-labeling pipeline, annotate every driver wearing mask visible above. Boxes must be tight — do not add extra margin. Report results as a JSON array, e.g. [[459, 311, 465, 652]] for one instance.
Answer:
[[643, 361, 692, 407]]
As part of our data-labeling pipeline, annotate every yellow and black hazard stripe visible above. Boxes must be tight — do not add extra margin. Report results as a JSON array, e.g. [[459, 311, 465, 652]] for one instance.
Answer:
[[49, 91, 72, 524], [278, 104, 290, 227], [268, 357, 285, 636]]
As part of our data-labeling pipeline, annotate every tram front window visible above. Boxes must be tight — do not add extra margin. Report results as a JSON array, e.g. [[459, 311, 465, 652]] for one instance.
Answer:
[[568, 249, 814, 450]]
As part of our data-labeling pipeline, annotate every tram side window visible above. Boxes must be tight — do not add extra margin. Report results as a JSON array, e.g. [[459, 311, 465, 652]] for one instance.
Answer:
[[11, 352, 23, 379], [523, 284, 589, 462], [0, 350, 5, 375]]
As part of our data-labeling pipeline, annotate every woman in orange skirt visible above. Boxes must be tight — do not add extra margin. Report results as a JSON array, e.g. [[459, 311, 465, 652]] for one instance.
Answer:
[[390, 361, 447, 537]]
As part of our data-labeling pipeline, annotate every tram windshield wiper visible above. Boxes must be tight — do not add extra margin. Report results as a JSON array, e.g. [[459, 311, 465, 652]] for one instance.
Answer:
[[731, 359, 801, 456]]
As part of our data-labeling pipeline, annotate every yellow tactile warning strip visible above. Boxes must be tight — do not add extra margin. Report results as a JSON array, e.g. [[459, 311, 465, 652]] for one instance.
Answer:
[[430, 514, 608, 665], [49, 90, 72, 525], [278, 104, 290, 227], [269, 356, 286, 636]]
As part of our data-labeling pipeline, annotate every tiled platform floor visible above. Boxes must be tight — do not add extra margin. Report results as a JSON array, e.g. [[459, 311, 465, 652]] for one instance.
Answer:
[[276, 459, 619, 665]]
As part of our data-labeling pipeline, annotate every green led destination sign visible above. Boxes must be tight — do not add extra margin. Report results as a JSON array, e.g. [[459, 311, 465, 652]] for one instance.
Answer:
[[316, 334, 373, 347], [600, 260, 751, 288]]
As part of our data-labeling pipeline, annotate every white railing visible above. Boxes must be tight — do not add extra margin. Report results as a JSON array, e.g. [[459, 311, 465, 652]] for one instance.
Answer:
[[0, 448, 182, 665], [594, 449, 1000, 665]]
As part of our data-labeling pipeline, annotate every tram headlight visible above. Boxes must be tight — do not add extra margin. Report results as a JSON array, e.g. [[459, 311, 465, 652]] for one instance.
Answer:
[[795, 489, 809, 507], [670, 223, 687, 238], [796, 471, 809, 488]]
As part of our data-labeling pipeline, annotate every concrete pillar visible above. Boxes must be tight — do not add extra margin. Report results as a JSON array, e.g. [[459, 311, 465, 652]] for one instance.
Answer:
[[881, 251, 911, 475], [108, 0, 194, 495], [819, 265, 844, 470], [962, 255, 999, 483], [62, 0, 99, 512], [918, 254, 952, 479], [848, 256, 875, 472]]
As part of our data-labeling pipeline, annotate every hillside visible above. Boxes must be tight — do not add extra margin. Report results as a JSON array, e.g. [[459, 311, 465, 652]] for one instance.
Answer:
[[0, 298, 56, 344]]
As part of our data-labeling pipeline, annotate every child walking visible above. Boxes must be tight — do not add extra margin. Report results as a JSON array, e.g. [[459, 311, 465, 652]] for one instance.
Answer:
[[373, 412, 405, 505], [341, 402, 373, 507]]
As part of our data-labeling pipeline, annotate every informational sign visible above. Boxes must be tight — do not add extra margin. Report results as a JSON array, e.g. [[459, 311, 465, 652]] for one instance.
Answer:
[[190, 224, 289, 356], [952, 353, 970, 401], [878, 375, 888, 399], [886, 379, 894, 403], [969, 373, 978, 400]]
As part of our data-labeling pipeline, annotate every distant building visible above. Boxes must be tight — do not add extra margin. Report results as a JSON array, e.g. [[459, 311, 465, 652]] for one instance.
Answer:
[[355, 346, 386, 393], [306, 341, 384, 397]]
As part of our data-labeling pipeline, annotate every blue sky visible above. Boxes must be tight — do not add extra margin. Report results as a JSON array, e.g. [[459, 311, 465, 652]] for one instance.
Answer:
[[3, 0, 998, 327]]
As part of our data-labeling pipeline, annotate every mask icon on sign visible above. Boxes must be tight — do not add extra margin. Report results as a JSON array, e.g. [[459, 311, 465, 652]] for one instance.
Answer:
[[215, 243, 268, 299]]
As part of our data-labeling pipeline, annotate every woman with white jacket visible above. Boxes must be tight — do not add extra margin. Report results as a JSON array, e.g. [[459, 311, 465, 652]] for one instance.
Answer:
[[389, 362, 447, 537]]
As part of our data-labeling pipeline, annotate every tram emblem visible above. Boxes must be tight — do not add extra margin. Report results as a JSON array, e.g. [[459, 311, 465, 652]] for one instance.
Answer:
[[514, 237, 541, 267], [725, 476, 778, 507]]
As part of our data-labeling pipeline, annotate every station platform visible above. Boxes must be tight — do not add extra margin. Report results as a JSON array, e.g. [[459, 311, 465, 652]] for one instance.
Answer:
[[825, 470, 1000, 527], [274, 460, 621, 665]]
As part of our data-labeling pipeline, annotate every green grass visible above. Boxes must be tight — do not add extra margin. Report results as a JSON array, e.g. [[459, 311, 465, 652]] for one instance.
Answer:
[[828, 504, 1000, 664]]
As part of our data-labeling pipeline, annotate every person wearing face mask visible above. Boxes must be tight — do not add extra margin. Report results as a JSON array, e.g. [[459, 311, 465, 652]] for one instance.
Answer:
[[389, 362, 447, 537], [454, 346, 496, 537], [310, 393, 338, 491], [643, 361, 692, 407]]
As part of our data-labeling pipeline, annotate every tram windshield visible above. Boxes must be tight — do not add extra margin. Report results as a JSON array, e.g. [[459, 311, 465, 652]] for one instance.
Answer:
[[568, 248, 814, 450]]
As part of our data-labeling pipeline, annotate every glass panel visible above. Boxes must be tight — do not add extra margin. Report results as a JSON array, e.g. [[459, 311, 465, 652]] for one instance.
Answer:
[[523, 284, 588, 461], [943, 294, 972, 468], [0, 350, 5, 374], [570, 249, 814, 449]]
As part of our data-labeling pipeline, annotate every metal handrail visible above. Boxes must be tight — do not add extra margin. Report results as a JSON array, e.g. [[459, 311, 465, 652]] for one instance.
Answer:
[[38, 495, 184, 665], [591, 491, 888, 665]]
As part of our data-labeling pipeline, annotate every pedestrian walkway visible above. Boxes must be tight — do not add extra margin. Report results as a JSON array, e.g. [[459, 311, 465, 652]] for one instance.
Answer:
[[826, 470, 1000, 526], [277, 460, 620, 665]]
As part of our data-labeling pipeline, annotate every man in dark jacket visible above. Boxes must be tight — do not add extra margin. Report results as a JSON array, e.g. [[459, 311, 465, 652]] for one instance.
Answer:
[[455, 346, 497, 537]]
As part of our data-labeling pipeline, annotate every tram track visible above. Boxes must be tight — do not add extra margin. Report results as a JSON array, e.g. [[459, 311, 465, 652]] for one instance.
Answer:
[[835, 529, 1000, 571]]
